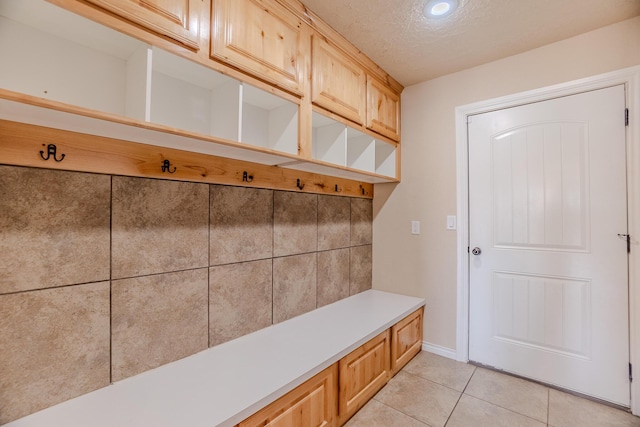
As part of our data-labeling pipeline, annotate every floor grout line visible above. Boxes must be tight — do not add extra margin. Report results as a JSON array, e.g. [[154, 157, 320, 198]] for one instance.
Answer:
[[352, 352, 638, 427], [369, 396, 432, 426], [442, 365, 475, 427]]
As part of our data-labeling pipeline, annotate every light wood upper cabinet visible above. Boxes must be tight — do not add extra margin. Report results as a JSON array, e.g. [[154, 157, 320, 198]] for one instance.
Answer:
[[237, 364, 338, 427], [84, 0, 201, 50], [391, 307, 424, 375], [311, 35, 366, 126], [211, 0, 306, 95], [366, 76, 401, 142]]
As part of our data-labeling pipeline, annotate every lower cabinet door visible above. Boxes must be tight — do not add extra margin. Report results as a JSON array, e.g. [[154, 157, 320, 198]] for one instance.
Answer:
[[391, 307, 424, 375], [338, 330, 391, 424], [237, 364, 338, 427]]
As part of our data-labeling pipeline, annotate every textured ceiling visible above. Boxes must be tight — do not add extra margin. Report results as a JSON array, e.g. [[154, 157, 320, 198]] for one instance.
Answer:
[[298, 0, 640, 87]]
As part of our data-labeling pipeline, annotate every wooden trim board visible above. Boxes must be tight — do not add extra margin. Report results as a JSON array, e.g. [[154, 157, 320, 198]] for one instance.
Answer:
[[0, 120, 374, 198]]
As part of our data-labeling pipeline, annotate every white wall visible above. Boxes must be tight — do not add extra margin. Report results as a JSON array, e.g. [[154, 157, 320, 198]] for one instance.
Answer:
[[373, 16, 640, 352]]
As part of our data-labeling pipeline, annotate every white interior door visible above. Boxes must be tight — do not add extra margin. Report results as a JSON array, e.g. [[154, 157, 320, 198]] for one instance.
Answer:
[[468, 85, 630, 405]]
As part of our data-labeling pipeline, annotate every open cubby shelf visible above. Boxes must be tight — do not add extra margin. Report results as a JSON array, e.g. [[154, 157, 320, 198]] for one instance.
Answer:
[[0, 0, 397, 183], [312, 111, 397, 178]]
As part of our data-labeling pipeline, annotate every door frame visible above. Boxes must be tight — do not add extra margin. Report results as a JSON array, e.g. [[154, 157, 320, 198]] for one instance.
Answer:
[[454, 65, 640, 413]]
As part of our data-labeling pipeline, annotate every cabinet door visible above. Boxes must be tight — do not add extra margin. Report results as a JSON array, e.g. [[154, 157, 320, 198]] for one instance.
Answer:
[[311, 36, 366, 125], [211, 0, 305, 95], [338, 330, 390, 424], [391, 307, 424, 375], [366, 76, 401, 142], [237, 364, 338, 427], [84, 0, 201, 50]]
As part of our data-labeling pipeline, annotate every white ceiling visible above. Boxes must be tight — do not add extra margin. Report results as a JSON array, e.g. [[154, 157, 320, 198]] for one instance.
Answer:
[[298, 0, 640, 87]]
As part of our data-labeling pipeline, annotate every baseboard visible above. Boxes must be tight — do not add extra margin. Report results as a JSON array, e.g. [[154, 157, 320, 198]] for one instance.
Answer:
[[421, 341, 457, 360]]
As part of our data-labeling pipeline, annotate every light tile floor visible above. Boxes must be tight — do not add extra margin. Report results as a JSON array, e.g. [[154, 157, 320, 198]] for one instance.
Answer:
[[344, 351, 640, 427]]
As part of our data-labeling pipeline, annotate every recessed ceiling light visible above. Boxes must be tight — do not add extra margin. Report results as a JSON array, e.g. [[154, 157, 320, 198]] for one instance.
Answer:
[[424, 0, 458, 18]]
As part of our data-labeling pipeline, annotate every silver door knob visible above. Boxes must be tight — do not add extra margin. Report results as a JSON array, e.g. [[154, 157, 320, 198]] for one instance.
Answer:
[[471, 247, 482, 255]]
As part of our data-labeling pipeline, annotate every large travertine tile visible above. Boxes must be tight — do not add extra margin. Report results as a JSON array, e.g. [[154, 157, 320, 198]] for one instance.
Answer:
[[403, 351, 476, 392], [344, 399, 427, 427], [374, 371, 460, 427], [317, 248, 350, 307], [351, 198, 372, 245], [447, 394, 546, 427], [318, 195, 350, 251], [209, 259, 273, 346], [210, 185, 273, 266], [0, 166, 110, 294], [548, 389, 640, 427], [273, 191, 317, 257], [273, 253, 317, 323], [111, 269, 209, 381], [350, 245, 372, 295], [464, 368, 549, 423], [0, 282, 110, 424], [111, 176, 209, 279]]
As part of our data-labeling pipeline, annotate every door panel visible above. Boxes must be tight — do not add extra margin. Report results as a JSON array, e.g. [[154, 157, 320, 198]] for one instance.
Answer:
[[311, 35, 366, 125], [366, 76, 400, 141], [468, 85, 629, 406], [492, 272, 591, 357], [86, 0, 200, 50], [492, 122, 589, 251], [211, 0, 304, 95]]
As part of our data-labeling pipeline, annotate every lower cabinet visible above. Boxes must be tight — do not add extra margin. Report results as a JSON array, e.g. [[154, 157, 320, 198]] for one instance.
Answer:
[[236, 310, 423, 427], [391, 307, 424, 375], [237, 364, 338, 427], [338, 330, 391, 425]]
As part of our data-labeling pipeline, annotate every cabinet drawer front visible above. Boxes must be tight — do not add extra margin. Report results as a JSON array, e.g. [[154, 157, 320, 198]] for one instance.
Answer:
[[339, 330, 390, 422], [391, 307, 424, 374], [237, 364, 338, 427], [312, 36, 366, 125], [85, 0, 200, 50], [366, 76, 401, 141], [211, 0, 304, 95]]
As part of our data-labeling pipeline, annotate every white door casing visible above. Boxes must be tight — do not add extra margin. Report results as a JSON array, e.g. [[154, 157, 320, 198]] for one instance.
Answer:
[[455, 66, 640, 414], [468, 85, 629, 405]]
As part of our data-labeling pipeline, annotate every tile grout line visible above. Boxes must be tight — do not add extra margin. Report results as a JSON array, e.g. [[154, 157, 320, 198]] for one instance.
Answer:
[[462, 367, 551, 425], [369, 397, 431, 426], [271, 190, 275, 325], [349, 198, 353, 295], [441, 365, 476, 426], [368, 362, 475, 426], [109, 175, 113, 385], [0, 279, 115, 297], [207, 185, 212, 348], [547, 388, 550, 426], [110, 265, 212, 283], [315, 194, 319, 309]]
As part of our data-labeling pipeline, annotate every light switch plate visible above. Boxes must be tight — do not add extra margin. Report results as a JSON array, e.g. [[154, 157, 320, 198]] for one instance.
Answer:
[[447, 215, 457, 230], [411, 220, 421, 235]]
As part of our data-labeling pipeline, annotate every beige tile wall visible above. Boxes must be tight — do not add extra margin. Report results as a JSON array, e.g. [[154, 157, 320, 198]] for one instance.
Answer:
[[0, 165, 372, 425]]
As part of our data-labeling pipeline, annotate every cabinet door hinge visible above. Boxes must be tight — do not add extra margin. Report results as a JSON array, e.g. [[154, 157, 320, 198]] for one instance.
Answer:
[[626, 108, 629, 126], [618, 234, 631, 253], [630, 363, 633, 382]]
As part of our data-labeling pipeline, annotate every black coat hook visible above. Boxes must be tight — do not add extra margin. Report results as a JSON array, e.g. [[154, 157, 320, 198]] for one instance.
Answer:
[[161, 159, 176, 174], [242, 171, 254, 182], [296, 179, 305, 190], [335, 184, 342, 192], [39, 144, 65, 162]]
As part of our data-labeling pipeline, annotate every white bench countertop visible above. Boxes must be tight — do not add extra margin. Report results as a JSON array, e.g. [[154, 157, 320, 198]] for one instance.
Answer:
[[7, 290, 426, 427]]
